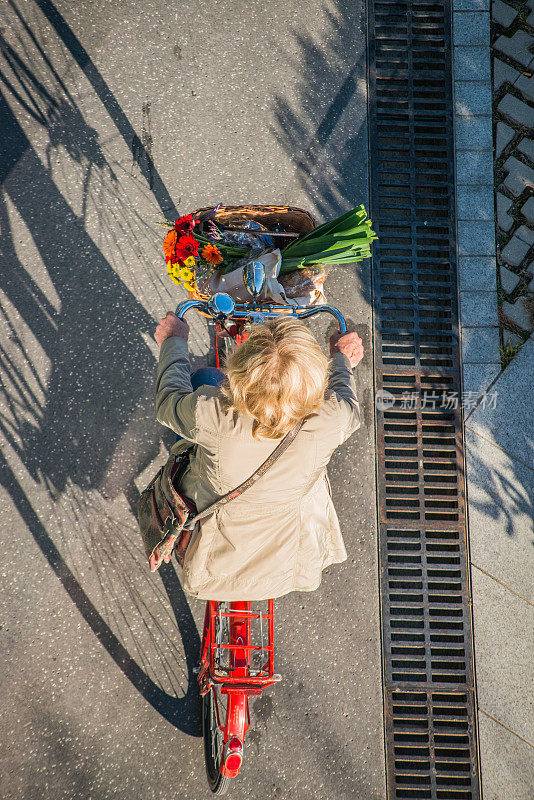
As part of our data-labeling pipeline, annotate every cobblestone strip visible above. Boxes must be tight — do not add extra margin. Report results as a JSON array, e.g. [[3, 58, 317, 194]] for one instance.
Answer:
[[493, 0, 534, 355]]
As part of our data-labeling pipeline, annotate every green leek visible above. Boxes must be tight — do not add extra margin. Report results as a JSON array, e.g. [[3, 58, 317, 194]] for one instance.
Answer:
[[279, 204, 377, 274]]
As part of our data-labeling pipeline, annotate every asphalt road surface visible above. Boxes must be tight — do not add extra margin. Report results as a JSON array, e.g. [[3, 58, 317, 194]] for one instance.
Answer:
[[0, 1, 385, 798]]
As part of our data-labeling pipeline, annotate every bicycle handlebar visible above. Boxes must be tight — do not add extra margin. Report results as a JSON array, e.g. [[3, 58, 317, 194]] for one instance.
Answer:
[[175, 292, 347, 334]]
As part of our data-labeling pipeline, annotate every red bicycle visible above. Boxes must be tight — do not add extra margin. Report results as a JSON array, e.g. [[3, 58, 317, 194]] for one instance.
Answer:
[[176, 263, 346, 794], [198, 600, 278, 793]]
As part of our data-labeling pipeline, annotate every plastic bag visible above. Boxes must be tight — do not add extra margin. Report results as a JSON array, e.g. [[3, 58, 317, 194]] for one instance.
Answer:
[[278, 267, 326, 300], [218, 220, 274, 249], [200, 250, 291, 304], [195, 251, 328, 307]]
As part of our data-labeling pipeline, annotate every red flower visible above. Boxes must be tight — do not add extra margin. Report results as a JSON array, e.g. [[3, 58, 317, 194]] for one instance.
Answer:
[[174, 214, 198, 235], [174, 234, 199, 259]]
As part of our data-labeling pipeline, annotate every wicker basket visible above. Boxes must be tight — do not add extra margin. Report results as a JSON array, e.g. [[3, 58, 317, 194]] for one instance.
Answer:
[[193, 204, 317, 241], [187, 205, 317, 302]]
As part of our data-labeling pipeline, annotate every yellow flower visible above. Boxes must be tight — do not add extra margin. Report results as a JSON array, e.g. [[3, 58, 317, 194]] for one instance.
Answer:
[[183, 256, 196, 268], [166, 259, 196, 289]]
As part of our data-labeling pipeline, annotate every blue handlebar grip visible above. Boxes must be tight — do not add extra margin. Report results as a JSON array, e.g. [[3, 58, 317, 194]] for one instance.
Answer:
[[175, 299, 200, 319]]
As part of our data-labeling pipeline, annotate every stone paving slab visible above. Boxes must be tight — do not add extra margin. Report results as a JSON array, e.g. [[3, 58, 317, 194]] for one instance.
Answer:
[[460, 289, 498, 324], [457, 184, 495, 218], [498, 92, 534, 128], [500, 232, 532, 265], [494, 30, 534, 67], [516, 223, 534, 245], [459, 256, 497, 289], [455, 79, 493, 115], [518, 136, 534, 161], [465, 428, 534, 601], [497, 190, 514, 230], [521, 195, 534, 224], [455, 114, 493, 148], [471, 569, 534, 743], [454, 0, 489, 10], [455, 44, 492, 80], [466, 334, 534, 458], [477, 712, 534, 800], [502, 156, 534, 196], [500, 263, 521, 292], [461, 325, 500, 361], [462, 362, 501, 397], [493, 56, 520, 90], [457, 149, 494, 184], [515, 71, 534, 104], [458, 219, 497, 254], [495, 120, 515, 156], [503, 329, 524, 346], [502, 296, 534, 330], [492, 0, 518, 28], [454, 11, 491, 46]]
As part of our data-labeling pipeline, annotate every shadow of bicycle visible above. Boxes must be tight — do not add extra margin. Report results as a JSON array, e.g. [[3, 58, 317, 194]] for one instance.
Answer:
[[0, 0, 206, 736]]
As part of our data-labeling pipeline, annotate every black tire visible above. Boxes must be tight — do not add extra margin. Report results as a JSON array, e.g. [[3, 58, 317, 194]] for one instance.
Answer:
[[202, 688, 230, 795]]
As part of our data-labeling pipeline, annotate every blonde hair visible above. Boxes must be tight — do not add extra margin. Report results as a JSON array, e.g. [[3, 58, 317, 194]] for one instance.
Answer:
[[219, 317, 330, 440]]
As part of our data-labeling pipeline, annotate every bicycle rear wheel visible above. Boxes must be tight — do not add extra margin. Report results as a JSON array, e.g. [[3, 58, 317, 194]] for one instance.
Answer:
[[202, 688, 230, 795]]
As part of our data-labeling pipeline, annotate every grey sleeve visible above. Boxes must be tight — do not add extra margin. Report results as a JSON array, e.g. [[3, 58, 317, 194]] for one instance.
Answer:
[[155, 337, 198, 440], [328, 352, 362, 441]]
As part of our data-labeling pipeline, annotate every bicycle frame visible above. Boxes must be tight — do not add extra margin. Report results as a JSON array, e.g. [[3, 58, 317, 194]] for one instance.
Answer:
[[214, 321, 248, 370]]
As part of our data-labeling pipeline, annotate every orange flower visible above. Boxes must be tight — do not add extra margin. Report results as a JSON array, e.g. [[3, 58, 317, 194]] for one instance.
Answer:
[[201, 243, 223, 265], [163, 230, 179, 263]]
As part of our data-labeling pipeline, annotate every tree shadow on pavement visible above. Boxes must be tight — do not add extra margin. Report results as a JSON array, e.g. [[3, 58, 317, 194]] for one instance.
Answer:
[[270, 0, 368, 221], [0, 0, 202, 735], [464, 422, 534, 541]]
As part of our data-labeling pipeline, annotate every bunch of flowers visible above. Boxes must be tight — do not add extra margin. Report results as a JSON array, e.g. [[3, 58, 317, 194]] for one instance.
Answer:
[[163, 214, 224, 292]]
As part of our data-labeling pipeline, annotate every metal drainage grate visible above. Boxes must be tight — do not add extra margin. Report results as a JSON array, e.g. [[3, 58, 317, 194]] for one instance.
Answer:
[[367, 0, 481, 798]]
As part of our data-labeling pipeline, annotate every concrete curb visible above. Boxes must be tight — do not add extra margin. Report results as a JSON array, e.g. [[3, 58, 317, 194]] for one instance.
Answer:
[[453, 0, 502, 401], [452, 5, 497, 800]]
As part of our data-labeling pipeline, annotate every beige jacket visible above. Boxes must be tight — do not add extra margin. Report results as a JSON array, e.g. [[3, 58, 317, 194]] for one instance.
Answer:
[[156, 337, 361, 600]]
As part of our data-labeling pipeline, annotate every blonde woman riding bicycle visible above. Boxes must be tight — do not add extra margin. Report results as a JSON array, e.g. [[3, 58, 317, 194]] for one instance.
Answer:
[[153, 311, 363, 602]]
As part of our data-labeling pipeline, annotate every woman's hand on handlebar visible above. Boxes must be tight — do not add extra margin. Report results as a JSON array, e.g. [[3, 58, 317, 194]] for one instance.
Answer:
[[329, 331, 364, 368], [155, 312, 190, 346]]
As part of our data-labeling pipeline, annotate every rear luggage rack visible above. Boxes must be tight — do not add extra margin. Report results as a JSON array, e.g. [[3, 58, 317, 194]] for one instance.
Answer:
[[209, 601, 277, 684]]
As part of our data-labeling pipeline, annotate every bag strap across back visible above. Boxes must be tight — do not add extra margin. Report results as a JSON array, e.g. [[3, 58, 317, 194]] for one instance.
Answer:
[[185, 417, 305, 528]]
